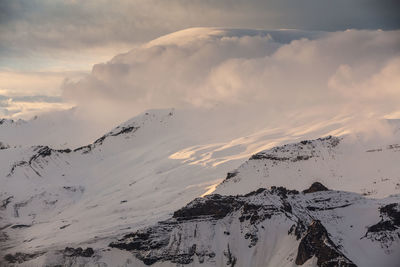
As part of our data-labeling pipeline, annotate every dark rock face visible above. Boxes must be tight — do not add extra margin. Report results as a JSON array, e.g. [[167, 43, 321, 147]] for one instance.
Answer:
[[250, 153, 291, 161], [225, 171, 238, 180], [173, 194, 243, 221], [270, 186, 299, 198], [249, 136, 340, 163], [93, 126, 137, 146], [3, 252, 44, 264], [303, 182, 329, 194], [0, 196, 13, 210], [368, 203, 400, 232], [224, 244, 237, 267], [365, 203, 400, 248], [108, 184, 363, 266], [74, 125, 139, 153], [0, 119, 14, 125], [110, 226, 195, 265], [108, 182, 397, 266], [63, 247, 94, 257], [295, 220, 357, 267], [110, 187, 298, 265], [10, 224, 31, 229], [0, 141, 9, 150], [7, 146, 71, 177]]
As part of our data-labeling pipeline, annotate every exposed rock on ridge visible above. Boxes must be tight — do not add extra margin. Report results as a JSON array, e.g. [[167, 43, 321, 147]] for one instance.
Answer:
[[108, 183, 395, 266]]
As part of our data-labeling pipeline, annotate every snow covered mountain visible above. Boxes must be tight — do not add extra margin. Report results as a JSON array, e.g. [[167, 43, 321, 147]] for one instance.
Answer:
[[0, 110, 114, 149], [216, 135, 400, 198], [0, 108, 399, 266], [109, 185, 400, 267], [1, 27, 400, 266]]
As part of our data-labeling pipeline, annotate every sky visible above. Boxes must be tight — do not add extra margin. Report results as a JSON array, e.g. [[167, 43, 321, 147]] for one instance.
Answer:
[[0, 0, 399, 119]]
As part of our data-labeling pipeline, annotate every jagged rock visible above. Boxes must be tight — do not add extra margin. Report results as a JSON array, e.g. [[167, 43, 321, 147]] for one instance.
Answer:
[[74, 126, 139, 153], [295, 220, 356, 267], [63, 247, 94, 257], [11, 224, 31, 229], [270, 186, 299, 198], [303, 182, 329, 194], [1, 196, 13, 209], [173, 194, 243, 221], [365, 203, 400, 248], [0, 119, 14, 125], [7, 146, 71, 177], [107, 182, 399, 266], [109, 187, 296, 265], [225, 171, 238, 180], [224, 244, 237, 267], [368, 203, 400, 232], [3, 252, 44, 264], [249, 136, 340, 163], [0, 141, 9, 150], [109, 184, 369, 266]]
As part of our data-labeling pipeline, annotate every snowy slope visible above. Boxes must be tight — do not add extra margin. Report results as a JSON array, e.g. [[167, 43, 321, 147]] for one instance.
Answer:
[[0, 108, 399, 266], [0, 110, 113, 149], [0, 107, 346, 255], [107, 186, 400, 267], [216, 134, 400, 197]]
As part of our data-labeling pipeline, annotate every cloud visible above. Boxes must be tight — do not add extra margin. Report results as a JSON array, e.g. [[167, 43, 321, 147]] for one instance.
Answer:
[[0, 70, 81, 118], [1, 0, 399, 70], [61, 28, 400, 129], [2, 0, 398, 114], [0, 71, 85, 95], [0, 96, 72, 118]]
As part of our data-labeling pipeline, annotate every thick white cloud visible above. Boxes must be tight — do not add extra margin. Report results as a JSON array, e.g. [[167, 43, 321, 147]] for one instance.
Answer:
[[62, 28, 400, 129]]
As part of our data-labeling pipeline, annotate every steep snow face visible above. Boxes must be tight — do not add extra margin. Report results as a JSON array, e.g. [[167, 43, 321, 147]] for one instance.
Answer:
[[216, 135, 400, 198]]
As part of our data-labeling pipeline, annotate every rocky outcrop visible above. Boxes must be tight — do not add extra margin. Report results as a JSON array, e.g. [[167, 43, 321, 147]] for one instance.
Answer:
[[3, 252, 44, 264], [109, 183, 370, 266], [74, 125, 139, 153], [295, 220, 356, 266], [0, 142, 9, 150], [365, 203, 400, 248], [63, 247, 94, 258], [110, 186, 301, 265], [173, 194, 244, 221], [249, 136, 340, 163], [7, 146, 71, 177], [303, 182, 329, 194]]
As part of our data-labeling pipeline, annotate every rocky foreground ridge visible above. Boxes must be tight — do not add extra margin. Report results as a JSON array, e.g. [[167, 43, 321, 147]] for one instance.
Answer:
[[108, 183, 399, 267]]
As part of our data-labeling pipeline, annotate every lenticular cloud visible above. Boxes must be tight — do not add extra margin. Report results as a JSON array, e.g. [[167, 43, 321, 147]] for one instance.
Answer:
[[62, 28, 400, 124]]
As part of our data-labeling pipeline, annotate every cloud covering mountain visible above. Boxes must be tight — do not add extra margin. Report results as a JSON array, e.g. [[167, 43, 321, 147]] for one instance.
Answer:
[[62, 28, 400, 132]]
